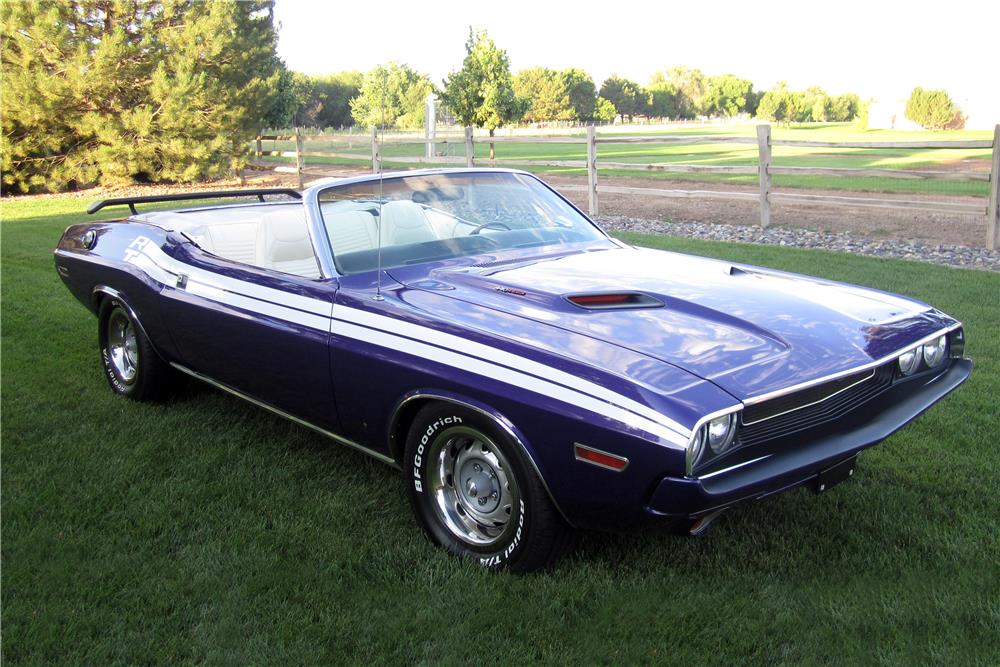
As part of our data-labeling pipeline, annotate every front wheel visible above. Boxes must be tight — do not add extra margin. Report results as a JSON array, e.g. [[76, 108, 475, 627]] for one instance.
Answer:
[[404, 403, 572, 573], [98, 298, 174, 401]]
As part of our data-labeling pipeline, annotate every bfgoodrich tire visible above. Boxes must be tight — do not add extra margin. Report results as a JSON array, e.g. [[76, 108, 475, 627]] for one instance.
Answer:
[[404, 403, 572, 573], [98, 298, 174, 401]]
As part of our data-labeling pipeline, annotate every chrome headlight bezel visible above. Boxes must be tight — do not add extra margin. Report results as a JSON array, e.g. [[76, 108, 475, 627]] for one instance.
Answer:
[[949, 328, 965, 358], [685, 428, 706, 476], [687, 408, 741, 475]]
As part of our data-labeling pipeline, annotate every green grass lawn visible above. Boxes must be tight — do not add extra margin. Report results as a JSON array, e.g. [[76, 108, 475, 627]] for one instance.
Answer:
[[3, 196, 999, 665], [259, 123, 994, 197]]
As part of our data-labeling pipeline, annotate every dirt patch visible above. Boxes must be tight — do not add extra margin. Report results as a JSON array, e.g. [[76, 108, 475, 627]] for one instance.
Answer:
[[539, 174, 991, 248]]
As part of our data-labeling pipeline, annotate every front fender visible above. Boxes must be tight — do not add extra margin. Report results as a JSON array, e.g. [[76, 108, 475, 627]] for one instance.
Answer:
[[387, 388, 572, 524]]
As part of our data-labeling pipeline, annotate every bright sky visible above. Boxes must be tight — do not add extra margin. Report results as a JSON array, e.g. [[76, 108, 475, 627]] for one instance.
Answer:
[[275, 0, 999, 124]]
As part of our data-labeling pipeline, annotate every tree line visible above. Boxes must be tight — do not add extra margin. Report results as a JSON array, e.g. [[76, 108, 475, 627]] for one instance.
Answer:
[[1, 5, 966, 194], [275, 52, 863, 131]]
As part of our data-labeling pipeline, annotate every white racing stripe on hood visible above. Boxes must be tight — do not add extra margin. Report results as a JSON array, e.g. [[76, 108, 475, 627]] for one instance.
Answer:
[[130, 242, 692, 445]]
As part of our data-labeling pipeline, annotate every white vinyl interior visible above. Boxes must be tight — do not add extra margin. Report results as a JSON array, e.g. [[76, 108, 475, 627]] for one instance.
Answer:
[[323, 210, 379, 254], [379, 201, 441, 246], [256, 212, 320, 278], [134, 200, 453, 277], [136, 204, 319, 278]]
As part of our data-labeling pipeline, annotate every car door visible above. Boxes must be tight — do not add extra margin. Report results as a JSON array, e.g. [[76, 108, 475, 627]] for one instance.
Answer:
[[159, 208, 341, 432]]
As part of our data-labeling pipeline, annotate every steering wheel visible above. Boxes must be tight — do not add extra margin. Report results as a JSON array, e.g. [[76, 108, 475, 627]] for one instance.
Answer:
[[469, 221, 512, 235]]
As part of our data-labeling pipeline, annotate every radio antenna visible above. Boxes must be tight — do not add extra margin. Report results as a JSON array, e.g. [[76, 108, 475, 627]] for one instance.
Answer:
[[373, 68, 387, 302]]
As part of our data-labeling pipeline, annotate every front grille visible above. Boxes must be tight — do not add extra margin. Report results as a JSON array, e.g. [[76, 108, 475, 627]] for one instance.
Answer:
[[738, 363, 895, 447]]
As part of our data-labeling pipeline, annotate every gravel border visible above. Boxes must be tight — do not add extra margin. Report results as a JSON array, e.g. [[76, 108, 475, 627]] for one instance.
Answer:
[[598, 216, 1000, 273]]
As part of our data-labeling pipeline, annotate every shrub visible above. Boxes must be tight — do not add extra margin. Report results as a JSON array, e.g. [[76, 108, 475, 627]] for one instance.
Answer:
[[592, 96, 617, 123], [905, 87, 963, 130]]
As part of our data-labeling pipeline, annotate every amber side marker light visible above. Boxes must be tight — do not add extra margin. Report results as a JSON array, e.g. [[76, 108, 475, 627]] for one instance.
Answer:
[[574, 443, 629, 472]]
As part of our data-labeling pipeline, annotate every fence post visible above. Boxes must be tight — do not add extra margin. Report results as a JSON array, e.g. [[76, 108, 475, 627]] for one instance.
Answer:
[[587, 126, 599, 217], [465, 127, 475, 167], [756, 124, 772, 228], [294, 127, 304, 189], [255, 136, 262, 160], [987, 123, 1000, 250], [425, 94, 436, 159], [371, 126, 380, 174]]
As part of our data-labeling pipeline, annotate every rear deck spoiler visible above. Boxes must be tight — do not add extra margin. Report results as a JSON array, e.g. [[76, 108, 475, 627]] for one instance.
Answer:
[[86, 188, 302, 215]]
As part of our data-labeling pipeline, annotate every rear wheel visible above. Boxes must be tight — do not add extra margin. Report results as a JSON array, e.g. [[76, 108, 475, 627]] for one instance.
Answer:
[[98, 298, 174, 401], [404, 403, 572, 573]]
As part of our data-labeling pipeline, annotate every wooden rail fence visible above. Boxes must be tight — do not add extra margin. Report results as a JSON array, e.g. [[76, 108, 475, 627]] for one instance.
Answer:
[[254, 123, 1000, 249]]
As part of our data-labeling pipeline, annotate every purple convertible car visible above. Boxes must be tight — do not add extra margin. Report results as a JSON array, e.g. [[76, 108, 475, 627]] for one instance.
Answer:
[[55, 169, 970, 572]]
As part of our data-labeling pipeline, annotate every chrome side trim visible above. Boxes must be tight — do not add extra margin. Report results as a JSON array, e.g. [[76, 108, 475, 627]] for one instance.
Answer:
[[742, 323, 962, 406], [389, 392, 574, 526], [573, 442, 629, 472], [698, 455, 772, 480], [170, 363, 398, 467], [740, 368, 877, 427]]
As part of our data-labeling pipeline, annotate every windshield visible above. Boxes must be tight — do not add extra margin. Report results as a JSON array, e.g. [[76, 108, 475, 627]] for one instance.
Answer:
[[317, 171, 605, 274]]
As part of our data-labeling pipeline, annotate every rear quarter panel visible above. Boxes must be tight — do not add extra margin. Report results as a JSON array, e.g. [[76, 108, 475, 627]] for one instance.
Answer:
[[55, 221, 181, 362]]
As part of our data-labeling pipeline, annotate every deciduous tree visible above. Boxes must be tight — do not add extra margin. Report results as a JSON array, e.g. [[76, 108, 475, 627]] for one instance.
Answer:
[[647, 81, 683, 119], [289, 71, 363, 129], [829, 93, 860, 122], [514, 67, 574, 122], [351, 63, 433, 130], [755, 82, 795, 123], [592, 96, 617, 123], [441, 28, 526, 159], [701, 74, 754, 117], [650, 66, 705, 118], [599, 76, 646, 123], [562, 68, 596, 122]]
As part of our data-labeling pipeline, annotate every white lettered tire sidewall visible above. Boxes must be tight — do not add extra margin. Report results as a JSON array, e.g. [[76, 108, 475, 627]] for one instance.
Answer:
[[97, 297, 173, 401], [99, 299, 139, 396], [405, 404, 541, 571]]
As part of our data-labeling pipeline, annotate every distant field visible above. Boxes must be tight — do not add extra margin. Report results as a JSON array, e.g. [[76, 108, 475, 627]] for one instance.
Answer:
[[257, 123, 994, 197]]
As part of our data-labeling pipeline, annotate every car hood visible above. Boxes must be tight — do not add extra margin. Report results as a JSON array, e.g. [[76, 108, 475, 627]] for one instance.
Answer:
[[388, 245, 956, 401]]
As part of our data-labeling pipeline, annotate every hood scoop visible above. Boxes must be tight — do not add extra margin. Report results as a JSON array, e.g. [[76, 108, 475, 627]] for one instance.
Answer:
[[566, 292, 663, 310]]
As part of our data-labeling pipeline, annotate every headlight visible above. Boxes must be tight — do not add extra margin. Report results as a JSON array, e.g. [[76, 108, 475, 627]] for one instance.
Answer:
[[687, 411, 740, 474], [707, 413, 737, 454], [922, 335, 947, 368], [898, 348, 920, 375]]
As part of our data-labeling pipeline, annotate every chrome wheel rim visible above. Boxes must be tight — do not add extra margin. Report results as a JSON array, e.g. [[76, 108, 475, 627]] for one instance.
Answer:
[[107, 309, 138, 383], [427, 426, 519, 546]]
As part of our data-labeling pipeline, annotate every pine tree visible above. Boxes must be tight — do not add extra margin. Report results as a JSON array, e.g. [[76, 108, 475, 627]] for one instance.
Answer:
[[1, 0, 283, 193]]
